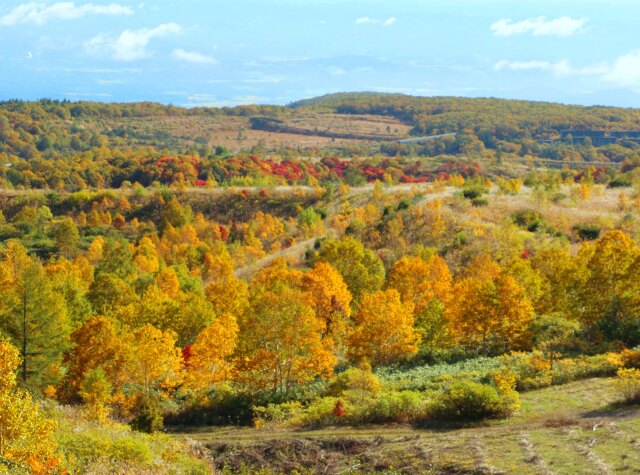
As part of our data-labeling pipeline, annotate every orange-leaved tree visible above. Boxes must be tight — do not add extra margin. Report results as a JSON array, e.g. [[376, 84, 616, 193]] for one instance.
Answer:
[[62, 315, 129, 400], [387, 255, 452, 314]]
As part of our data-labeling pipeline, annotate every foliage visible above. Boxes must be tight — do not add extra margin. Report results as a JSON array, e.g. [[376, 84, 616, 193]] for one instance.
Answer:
[[446, 255, 533, 354], [0, 339, 61, 473], [348, 289, 420, 366], [430, 380, 518, 420], [309, 237, 385, 300], [235, 280, 336, 396], [185, 313, 238, 390], [130, 397, 165, 433], [613, 368, 640, 403]]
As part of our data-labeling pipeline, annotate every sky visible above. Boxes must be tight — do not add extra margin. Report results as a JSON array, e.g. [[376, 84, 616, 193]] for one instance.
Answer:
[[1, 0, 640, 107]]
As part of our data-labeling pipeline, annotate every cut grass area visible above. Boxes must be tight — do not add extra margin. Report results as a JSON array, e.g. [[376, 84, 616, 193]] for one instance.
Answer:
[[174, 377, 640, 474]]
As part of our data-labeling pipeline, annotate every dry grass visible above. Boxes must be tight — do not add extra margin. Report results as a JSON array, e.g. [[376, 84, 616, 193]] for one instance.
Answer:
[[103, 112, 410, 152]]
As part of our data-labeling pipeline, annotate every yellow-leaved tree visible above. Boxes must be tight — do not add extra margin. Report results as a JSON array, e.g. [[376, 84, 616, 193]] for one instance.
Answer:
[[578, 230, 640, 327], [125, 324, 184, 398], [347, 289, 420, 366], [446, 255, 533, 353], [0, 338, 61, 473], [185, 313, 239, 390], [203, 250, 250, 318], [235, 285, 336, 397], [302, 262, 352, 359]]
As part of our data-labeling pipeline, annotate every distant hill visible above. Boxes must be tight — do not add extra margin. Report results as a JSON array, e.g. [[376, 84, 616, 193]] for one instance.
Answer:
[[290, 92, 640, 140], [2, 93, 640, 189]]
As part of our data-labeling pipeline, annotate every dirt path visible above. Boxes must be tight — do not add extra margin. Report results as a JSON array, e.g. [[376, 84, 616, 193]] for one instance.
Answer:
[[233, 237, 321, 278]]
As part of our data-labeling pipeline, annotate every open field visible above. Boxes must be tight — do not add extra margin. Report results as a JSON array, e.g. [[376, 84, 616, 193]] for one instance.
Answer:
[[100, 112, 412, 152], [175, 378, 640, 474]]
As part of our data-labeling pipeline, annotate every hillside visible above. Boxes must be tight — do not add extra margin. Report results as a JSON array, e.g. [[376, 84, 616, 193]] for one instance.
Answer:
[[179, 377, 640, 474], [2, 94, 640, 192], [3, 94, 640, 474]]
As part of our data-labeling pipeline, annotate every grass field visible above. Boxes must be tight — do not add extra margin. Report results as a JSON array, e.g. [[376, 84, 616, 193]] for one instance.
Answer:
[[174, 378, 640, 474], [100, 112, 411, 152]]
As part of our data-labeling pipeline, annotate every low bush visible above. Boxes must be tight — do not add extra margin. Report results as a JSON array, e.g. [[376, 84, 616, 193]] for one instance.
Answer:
[[614, 368, 640, 403], [130, 397, 164, 433], [254, 390, 430, 428], [573, 223, 601, 241], [499, 351, 624, 391], [462, 186, 487, 200], [430, 381, 518, 421], [608, 176, 632, 188]]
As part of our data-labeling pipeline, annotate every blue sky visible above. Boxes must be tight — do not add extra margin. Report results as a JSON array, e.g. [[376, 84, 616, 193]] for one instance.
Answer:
[[2, 0, 640, 107]]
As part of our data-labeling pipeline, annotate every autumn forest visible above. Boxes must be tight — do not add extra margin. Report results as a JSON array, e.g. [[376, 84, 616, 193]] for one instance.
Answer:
[[4, 94, 640, 473]]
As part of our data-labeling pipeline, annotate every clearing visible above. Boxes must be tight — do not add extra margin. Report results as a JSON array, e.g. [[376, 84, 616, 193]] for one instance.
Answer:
[[174, 378, 640, 474]]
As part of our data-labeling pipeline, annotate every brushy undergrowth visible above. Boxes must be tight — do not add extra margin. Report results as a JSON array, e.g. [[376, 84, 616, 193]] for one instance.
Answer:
[[253, 350, 638, 429], [48, 404, 211, 474]]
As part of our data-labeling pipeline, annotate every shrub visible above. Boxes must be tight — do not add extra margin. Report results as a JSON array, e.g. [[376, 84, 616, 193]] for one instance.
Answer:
[[608, 176, 632, 188], [550, 192, 567, 204], [620, 348, 640, 368], [328, 364, 382, 398], [573, 223, 601, 241], [431, 381, 517, 420], [291, 396, 345, 427], [252, 401, 303, 427], [500, 351, 624, 390], [614, 368, 640, 403], [512, 209, 547, 232], [462, 186, 486, 200], [471, 197, 488, 207], [360, 390, 427, 423], [131, 398, 164, 433]]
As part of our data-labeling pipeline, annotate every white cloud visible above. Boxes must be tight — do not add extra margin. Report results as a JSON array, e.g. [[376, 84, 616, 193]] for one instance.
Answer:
[[261, 55, 312, 63], [494, 59, 573, 76], [494, 59, 607, 77], [0, 2, 133, 26], [355, 16, 376, 24], [327, 66, 346, 76], [182, 95, 266, 107], [602, 50, 640, 88], [490, 16, 587, 37], [242, 75, 285, 84], [355, 16, 396, 26], [172, 48, 217, 65], [97, 79, 123, 85], [85, 23, 181, 61]]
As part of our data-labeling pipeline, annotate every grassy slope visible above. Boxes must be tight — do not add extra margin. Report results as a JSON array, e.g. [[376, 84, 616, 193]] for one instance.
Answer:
[[175, 378, 640, 474], [49, 405, 211, 474]]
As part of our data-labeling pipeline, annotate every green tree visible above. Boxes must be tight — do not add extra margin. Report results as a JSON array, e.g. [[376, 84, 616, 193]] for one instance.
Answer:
[[0, 243, 71, 389], [51, 217, 80, 259], [309, 237, 385, 301]]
